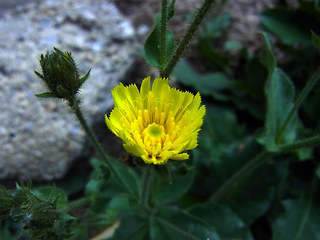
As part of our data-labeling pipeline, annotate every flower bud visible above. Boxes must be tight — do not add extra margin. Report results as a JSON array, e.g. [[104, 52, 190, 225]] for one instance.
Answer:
[[35, 48, 90, 100]]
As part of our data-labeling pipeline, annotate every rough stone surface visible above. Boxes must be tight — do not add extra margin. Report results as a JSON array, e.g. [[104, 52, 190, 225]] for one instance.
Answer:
[[0, 0, 138, 180]]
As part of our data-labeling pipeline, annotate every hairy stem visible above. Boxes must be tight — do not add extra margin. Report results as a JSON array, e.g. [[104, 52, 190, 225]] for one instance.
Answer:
[[71, 99, 131, 195], [159, 0, 168, 77], [162, 0, 215, 78]]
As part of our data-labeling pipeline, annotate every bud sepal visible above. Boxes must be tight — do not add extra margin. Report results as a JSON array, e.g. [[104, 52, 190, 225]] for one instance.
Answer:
[[35, 47, 91, 101]]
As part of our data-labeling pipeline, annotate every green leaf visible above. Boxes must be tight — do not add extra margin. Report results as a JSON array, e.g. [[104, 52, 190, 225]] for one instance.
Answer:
[[144, 28, 175, 68], [144, 2, 175, 68], [257, 32, 297, 151], [34, 92, 57, 98], [151, 164, 195, 204], [173, 59, 234, 101], [311, 30, 320, 54], [110, 208, 148, 240], [198, 37, 230, 70], [151, 206, 220, 240], [109, 157, 140, 198], [86, 157, 140, 199], [224, 155, 288, 225], [197, 105, 246, 161], [190, 202, 253, 240], [261, 8, 314, 45], [244, 56, 268, 98], [272, 195, 320, 240], [85, 158, 108, 197], [201, 12, 231, 38]]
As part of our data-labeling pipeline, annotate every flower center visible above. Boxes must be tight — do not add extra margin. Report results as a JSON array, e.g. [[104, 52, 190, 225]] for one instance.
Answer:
[[143, 123, 164, 139]]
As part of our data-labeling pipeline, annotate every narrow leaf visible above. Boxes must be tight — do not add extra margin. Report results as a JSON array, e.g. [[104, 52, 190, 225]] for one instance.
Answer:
[[35, 92, 57, 98], [79, 68, 91, 86]]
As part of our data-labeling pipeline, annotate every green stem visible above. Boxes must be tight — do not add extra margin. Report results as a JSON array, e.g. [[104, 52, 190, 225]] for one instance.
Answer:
[[278, 135, 320, 152], [162, 0, 215, 78], [71, 99, 131, 195], [63, 197, 91, 212], [211, 134, 320, 203], [276, 66, 320, 144], [211, 151, 272, 203], [141, 167, 152, 212], [159, 0, 168, 77]]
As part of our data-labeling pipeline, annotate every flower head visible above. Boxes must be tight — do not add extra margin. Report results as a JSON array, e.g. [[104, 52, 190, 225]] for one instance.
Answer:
[[105, 77, 206, 165], [35, 48, 90, 100]]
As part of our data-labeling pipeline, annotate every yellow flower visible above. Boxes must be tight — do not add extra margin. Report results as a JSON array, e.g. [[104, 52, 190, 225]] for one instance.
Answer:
[[105, 77, 206, 165]]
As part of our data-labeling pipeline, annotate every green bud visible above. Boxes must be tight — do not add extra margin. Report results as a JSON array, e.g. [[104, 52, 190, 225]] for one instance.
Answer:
[[35, 47, 91, 100]]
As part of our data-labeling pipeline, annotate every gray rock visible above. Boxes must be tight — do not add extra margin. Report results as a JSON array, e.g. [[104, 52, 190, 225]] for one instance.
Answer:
[[0, 0, 138, 180]]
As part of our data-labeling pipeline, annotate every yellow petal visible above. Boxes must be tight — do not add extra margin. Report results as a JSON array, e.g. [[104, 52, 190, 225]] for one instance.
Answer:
[[171, 153, 189, 161]]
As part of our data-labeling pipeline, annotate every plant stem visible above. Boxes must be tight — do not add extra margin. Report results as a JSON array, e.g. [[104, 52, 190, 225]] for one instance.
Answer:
[[276, 66, 320, 144], [278, 135, 320, 152], [141, 167, 152, 212], [71, 99, 130, 194], [162, 0, 215, 78], [211, 134, 320, 203], [63, 197, 91, 212], [211, 150, 272, 203], [159, 0, 168, 77]]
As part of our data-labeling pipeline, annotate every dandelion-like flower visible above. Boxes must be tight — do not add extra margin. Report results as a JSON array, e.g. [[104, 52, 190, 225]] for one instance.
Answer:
[[105, 77, 206, 165]]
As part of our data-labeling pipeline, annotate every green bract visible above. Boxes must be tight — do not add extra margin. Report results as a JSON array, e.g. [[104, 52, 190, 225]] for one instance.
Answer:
[[34, 48, 90, 100]]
